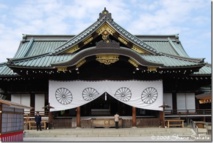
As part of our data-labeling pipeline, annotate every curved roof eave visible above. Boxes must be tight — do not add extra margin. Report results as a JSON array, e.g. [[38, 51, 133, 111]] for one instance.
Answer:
[[51, 47, 163, 67]]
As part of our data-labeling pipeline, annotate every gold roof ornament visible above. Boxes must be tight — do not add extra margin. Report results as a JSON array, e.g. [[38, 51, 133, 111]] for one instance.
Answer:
[[102, 7, 109, 14], [96, 55, 119, 65], [102, 30, 110, 43]]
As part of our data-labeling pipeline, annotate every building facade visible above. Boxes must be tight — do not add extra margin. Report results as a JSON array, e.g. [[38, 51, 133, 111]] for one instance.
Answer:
[[0, 9, 211, 128]]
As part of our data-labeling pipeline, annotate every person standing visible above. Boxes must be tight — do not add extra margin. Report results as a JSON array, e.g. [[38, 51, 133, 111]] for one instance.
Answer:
[[114, 113, 119, 129], [35, 111, 42, 131]]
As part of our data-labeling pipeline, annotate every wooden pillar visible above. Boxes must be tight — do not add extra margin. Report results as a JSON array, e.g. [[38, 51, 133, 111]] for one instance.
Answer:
[[132, 107, 136, 127], [76, 107, 81, 127], [48, 103, 53, 129], [159, 111, 164, 127], [203, 116, 206, 122], [172, 92, 177, 114]]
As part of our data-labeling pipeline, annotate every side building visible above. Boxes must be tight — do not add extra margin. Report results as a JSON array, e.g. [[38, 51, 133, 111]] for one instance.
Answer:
[[0, 9, 211, 128]]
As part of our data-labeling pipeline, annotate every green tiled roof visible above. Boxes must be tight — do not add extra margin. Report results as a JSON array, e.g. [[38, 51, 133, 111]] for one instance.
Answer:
[[12, 55, 73, 68], [144, 41, 178, 55], [108, 21, 158, 54], [193, 64, 211, 75], [14, 40, 65, 58], [53, 15, 159, 55], [0, 63, 17, 76], [54, 16, 107, 54], [172, 42, 188, 57], [9, 53, 203, 68], [141, 55, 202, 67]]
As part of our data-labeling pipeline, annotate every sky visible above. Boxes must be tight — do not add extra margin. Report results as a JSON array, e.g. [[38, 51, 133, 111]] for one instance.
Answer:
[[0, 0, 211, 63]]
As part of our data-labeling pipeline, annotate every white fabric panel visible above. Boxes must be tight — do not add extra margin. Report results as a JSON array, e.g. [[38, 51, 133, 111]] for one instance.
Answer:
[[35, 94, 45, 113], [11, 94, 30, 112], [186, 93, 195, 112], [49, 80, 163, 111], [21, 94, 30, 112], [163, 93, 173, 110], [177, 93, 195, 112], [11, 94, 21, 104], [177, 93, 186, 111]]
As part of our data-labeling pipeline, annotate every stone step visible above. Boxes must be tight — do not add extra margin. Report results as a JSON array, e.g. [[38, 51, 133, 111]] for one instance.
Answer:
[[24, 128, 195, 138]]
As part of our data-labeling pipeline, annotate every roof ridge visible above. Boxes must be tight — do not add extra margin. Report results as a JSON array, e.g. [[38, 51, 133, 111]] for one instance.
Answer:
[[24, 38, 34, 57], [53, 16, 107, 54], [107, 20, 159, 55], [168, 37, 181, 56], [161, 53, 204, 63], [53, 9, 160, 56], [7, 53, 50, 63]]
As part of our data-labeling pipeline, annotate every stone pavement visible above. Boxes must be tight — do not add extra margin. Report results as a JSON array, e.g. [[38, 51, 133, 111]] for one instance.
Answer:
[[23, 127, 212, 142]]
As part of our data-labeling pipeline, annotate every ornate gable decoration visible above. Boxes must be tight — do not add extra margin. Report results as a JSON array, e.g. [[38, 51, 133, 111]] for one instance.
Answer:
[[62, 8, 155, 56], [96, 55, 119, 65], [98, 7, 113, 21]]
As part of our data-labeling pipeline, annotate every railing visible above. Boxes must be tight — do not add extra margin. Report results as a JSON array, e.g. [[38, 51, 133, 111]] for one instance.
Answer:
[[190, 120, 211, 135], [24, 110, 49, 117], [165, 109, 211, 115]]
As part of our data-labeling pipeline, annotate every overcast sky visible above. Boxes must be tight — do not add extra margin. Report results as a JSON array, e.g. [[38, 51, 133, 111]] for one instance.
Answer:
[[0, 0, 211, 63]]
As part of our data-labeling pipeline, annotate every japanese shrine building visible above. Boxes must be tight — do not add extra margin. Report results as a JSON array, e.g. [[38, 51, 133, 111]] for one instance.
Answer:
[[0, 9, 211, 128]]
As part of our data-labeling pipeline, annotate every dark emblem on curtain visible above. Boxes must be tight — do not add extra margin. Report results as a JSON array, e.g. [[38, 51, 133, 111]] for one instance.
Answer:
[[82, 87, 99, 101], [114, 87, 132, 102], [141, 87, 158, 104], [55, 88, 73, 105]]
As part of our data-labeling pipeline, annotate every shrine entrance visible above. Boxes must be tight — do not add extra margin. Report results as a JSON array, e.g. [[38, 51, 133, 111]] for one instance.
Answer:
[[81, 92, 132, 116]]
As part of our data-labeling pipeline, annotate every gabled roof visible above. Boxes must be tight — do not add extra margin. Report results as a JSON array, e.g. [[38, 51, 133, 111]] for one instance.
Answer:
[[13, 34, 189, 59], [53, 9, 159, 55], [0, 8, 211, 77]]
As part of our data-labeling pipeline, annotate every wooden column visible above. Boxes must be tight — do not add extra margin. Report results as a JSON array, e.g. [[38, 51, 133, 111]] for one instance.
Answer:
[[159, 111, 164, 127], [48, 103, 53, 129], [132, 107, 136, 127], [76, 107, 81, 127], [172, 92, 177, 114]]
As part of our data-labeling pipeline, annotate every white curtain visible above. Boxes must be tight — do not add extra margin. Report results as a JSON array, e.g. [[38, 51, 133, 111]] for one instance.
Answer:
[[49, 80, 163, 111], [11, 94, 30, 112], [186, 93, 195, 112], [163, 93, 173, 110], [35, 94, 45, 114], [177, 93, 195, 112], [11, 94, 21, 104], [177, 93, 186, 112]]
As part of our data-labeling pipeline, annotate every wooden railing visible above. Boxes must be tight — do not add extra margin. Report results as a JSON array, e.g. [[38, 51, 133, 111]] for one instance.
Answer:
[[24, 110, 49, 116], [165, 109, 211, 115]]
